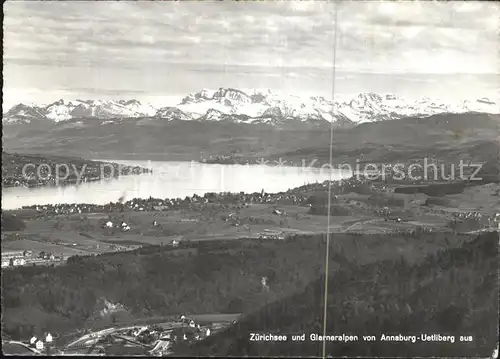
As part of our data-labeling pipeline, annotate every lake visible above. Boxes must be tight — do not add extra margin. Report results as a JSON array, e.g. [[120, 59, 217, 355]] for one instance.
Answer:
[[1, 160, 349, 210]]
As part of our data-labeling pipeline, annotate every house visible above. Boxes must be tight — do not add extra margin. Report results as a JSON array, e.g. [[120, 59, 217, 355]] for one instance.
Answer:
[[45, 333, 53, 343], [105, 221, 114, 228], [42, 253, 53, 260], [133, 327, 149, 337], [35, 340, 44, 351], [30, 336, 38, 345], [12, 258, 26, 266], [259, 230, 286, 240], [159, 332, 171, 341], [3, 251, 24, 259]]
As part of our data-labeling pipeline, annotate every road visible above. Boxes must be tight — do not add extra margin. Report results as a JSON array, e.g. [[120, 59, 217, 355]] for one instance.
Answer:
[[461, 227, 499, 235], [340, 218, 383, 232]]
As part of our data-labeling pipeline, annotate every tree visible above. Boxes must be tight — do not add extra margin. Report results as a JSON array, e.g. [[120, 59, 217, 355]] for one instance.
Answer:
[[226, 297, 244, 313]]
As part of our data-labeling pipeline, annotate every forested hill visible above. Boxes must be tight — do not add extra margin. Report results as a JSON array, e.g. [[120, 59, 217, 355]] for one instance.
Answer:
[[183, 231, 499, 358]]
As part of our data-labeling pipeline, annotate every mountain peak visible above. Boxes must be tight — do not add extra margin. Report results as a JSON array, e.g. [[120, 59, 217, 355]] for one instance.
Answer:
[[119, 99, 141, 106], [3, 103, 49, 124], [3, 90, 499, 126], [47, 99, 65, 107], [155, 106, 191, 121]]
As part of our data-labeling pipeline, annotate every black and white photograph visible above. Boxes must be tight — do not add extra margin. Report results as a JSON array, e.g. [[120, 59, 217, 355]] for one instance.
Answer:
[[1, 0, 499, 357]]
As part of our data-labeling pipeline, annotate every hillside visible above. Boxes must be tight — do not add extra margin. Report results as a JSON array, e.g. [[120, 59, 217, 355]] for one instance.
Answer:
[[184, 231, 499, 357], [1, 152, 151, 188], [1, 212, 26, 232], [478, 158, 500, 182], [273, 112, 500, 164], [3, 113, 499, 164], [1, 230, 485, 343]]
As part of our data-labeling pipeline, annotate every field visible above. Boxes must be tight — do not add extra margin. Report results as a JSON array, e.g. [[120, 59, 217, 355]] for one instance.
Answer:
[[0, 198, 445, 257], [3, 180, 498, 261]]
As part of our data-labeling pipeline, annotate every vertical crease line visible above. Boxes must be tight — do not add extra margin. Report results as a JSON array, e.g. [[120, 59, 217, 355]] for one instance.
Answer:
[[322, 2, 339, 359]]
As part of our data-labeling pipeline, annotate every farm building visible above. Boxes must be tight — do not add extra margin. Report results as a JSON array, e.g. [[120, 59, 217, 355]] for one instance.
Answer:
[[2, 251, 25, 259], [9, 258, 26, 266]]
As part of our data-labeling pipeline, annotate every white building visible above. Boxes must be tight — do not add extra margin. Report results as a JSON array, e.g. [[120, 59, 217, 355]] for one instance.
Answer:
[[35, 340, 44, 351], [2, 251, 25, 258], [160, 333, 171, 340], [12, 258, 26, 266], [121, 222, 131, 232], [45, 333, 53, 343], [30, 336, 38, 345]]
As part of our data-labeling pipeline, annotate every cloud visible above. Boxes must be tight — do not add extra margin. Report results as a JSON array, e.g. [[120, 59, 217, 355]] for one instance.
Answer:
[[5, 0, 497, 72], [2, 0, 499, 108]]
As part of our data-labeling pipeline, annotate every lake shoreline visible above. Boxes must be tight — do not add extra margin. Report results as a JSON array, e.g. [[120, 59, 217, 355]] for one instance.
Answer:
[[1, 160, 349, 210], [4, 154, 495, 210], [2, 152, 152, 190]]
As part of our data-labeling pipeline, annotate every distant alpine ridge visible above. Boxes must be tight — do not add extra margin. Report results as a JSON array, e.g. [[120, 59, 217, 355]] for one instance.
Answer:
[[3, 88, 498, 126]]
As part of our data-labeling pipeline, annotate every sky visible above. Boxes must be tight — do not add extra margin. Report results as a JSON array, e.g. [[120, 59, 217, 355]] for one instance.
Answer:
[[3, 0, 499, 110]]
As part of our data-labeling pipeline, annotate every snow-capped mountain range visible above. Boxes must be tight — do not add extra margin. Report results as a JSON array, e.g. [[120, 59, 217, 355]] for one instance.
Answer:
[[3, 88, 498, 126]]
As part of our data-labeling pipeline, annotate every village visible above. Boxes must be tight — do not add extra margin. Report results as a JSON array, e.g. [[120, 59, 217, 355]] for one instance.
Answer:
[[59, 314, 231, 356], [2, 332, 58, 356], [2, 173, 498, 272], [1, 152, 151, 188], [1, 248, 65, 268], [2, 157, 498, 273], [1, 313, 239, 356]]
